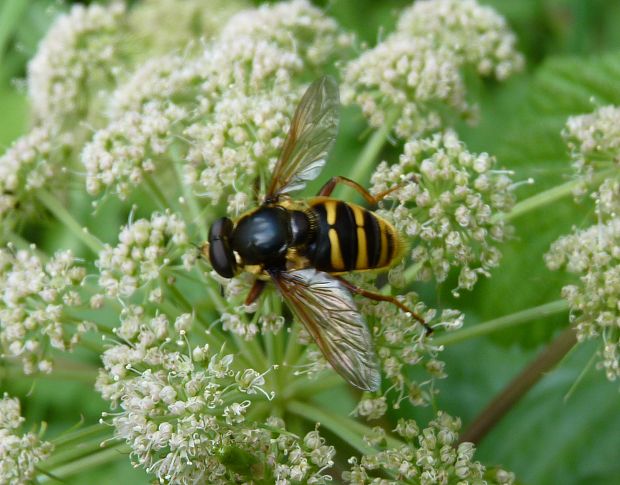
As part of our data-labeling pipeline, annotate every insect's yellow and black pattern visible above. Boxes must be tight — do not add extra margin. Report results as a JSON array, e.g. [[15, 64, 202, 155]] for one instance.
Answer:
[[306, 197, 402, 273]]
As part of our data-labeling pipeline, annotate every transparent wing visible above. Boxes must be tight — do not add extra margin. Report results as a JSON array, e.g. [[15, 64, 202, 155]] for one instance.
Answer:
[[270, 268, 380, 391], [266, 76, 340, 199]]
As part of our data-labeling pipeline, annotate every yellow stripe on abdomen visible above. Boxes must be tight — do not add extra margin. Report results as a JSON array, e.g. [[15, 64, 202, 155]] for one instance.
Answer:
[[378, 218, 389, 267], [328, 228, 345, 270], [356, 226, 368, 268], [325, 200, 338, 225]]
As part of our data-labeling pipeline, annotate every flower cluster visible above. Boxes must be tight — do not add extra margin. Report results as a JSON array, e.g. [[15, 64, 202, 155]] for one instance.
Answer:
[[27, 2, 127, 127], [342, 36, 468, 138], [397, 0, 524, 80], [545, 219, 620, 381], [563, 104, 620, 211], [96, 306, 334, 484], [371, 131, 515, 293], [0, 247, 87, 374], [0, 126, 70, 228], [356, 295, 464, 411], [84, 0, 350, 205], [127, 0, 244, 56], [218, 0, 352, 75], [342, 0, 523, 138], [183, 91, 293, 209], [82, 101, 187, 199], [0, 394, 54, 484], [96, 211, 191, 299], [343, 412, 515, 484]]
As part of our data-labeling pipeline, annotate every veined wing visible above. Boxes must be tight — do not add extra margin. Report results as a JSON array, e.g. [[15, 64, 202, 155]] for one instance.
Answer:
[[265, 76, 340, 200], [269, 268, 380, 391]]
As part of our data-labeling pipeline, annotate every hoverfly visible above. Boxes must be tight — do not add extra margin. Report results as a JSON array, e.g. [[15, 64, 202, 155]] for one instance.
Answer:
[[204, 76, 429, 392]]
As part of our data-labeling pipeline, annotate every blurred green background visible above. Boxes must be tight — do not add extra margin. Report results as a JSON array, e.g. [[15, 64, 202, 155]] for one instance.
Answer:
[[2, 0, 620, 483]]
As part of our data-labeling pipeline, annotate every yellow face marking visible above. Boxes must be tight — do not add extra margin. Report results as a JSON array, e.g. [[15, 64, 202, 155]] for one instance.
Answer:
[[352, 205, 365, 227], [378, 219, 389, 267], [325, 200, 338, 226], [356, 227, 368, 269], [328, 228, 345, 270]]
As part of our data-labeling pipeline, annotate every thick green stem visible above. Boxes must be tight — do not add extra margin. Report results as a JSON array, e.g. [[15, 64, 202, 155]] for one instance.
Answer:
[[337, 108, 400, 201], [432, 300, 568, 347], [460, 326, 578, 445], [287, 400, 403, 454], [37, 190, 104, 254]]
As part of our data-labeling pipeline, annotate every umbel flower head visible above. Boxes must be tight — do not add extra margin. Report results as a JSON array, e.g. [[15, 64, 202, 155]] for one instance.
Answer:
[[96, 306, 335, 484], [0, 246, 88, 374], [96, 211, 192, 298], [342, 0, 523, 139], [372, 130, 515, 293], [0, 394, 53, 484], [563, 104, 620, 211], [546, 219, 620, 381], [27, 2, 127, 128], [343, 411, 515, 484]]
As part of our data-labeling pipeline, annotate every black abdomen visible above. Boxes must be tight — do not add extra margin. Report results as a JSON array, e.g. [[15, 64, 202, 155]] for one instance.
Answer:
[[305, 198, 401, 273]]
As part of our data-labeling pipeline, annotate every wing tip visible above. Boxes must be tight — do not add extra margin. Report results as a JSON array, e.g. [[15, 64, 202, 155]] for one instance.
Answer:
[[351, 368, 381, 392]]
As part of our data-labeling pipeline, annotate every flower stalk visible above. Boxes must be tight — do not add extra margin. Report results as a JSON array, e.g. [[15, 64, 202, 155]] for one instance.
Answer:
[[460, 326, 578, 445]]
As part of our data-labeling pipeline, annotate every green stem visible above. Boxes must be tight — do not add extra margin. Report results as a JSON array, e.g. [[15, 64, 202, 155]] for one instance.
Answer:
[[282, 323, 302, 370], [287, 401, 403, 454], [337, 108, 400, 201], [0, 0, 27, 65], [283, 373, 343, 399], [496, 169, 613, 223], [460, 326, 578, 445], [43, 435, 118, 468], [52, 423, 108, 448], [37, 190, 104, 254], [144, 173, 175, 212], [170, 145, 208, 242], [432, 300, 569, 347], [40, 445, 130, 482]]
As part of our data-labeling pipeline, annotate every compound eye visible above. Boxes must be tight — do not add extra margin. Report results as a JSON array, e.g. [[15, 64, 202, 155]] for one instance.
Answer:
[[208, 218, 237, 278]]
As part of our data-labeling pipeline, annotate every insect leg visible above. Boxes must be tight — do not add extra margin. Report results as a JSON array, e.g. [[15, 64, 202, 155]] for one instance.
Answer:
[[317, 176, 416, 205], [245, 279, 267, 306], [335, 276, 433, 335]]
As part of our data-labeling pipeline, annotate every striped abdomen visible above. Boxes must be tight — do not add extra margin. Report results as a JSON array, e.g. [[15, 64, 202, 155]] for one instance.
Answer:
[[305, 197, 403, 273]]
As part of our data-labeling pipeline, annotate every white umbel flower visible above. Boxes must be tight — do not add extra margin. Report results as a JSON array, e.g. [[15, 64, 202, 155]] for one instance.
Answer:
[[546, 218, 620, 381], [0, 394, 53, 485], [371, 131, 515, 293], [0, 247, 87, 374], [27, 3, 126, 127]]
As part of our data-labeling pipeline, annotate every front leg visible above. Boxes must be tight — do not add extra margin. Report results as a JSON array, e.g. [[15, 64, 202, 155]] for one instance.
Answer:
[[245, 279, 266, 306]]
